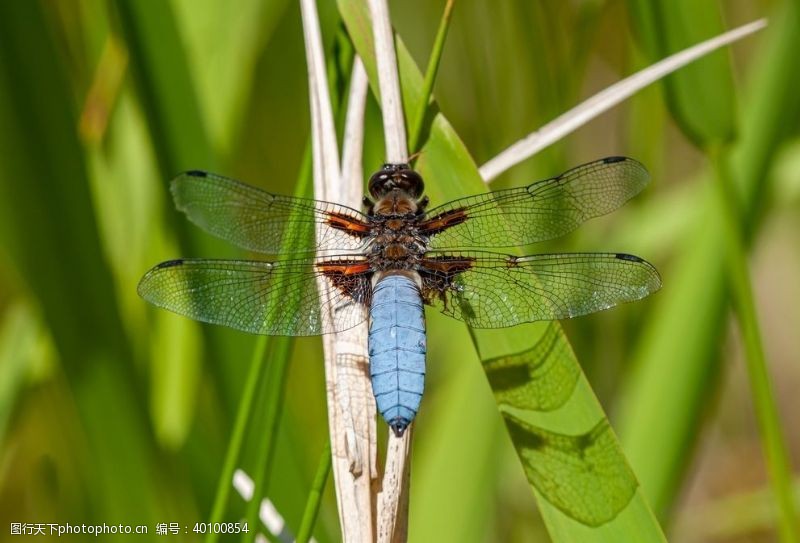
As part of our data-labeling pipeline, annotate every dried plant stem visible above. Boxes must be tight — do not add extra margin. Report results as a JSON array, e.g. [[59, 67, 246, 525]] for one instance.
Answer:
[[368, 0, 414, 541], [377, 430, 413, 543], [300, 1, 375, 542], [369, 0, 408, 162], [479, 18, 767, 183], [300, 0, 340, 191], [341, 56, 369, 206]]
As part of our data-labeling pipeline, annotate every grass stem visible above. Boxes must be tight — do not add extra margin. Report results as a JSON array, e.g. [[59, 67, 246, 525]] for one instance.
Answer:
[[712, 148, 800, 543], [408, 0, 455, 155], [243, 338, 293, 543], [297, 440, 333, 543], [206, 335, 268, 543]]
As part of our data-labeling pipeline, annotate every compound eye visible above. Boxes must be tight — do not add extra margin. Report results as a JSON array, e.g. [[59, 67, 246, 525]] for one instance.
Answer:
[[368, 170, 391, 198], [400, 170, 425, 198]]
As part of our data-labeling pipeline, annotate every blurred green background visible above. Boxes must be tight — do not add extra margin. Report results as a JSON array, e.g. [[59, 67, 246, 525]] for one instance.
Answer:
[[0, 0, 798, 541]]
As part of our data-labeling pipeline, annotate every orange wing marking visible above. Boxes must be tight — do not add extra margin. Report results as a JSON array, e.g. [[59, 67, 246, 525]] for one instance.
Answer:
[[419, 255, 475, 276], [325, 212, 371, 236], [418, 255, 475, 307], [316, 259, 372, 301], [316, 260, 372, 275], [419, 208, 468, 236]]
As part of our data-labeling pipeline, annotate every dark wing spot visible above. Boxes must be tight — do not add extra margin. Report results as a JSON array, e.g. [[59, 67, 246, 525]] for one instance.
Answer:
[[155, 259, 185, 269], [615, 253, 643, 262], [602, 156, 626, 164], [184, 170, 208, 178]]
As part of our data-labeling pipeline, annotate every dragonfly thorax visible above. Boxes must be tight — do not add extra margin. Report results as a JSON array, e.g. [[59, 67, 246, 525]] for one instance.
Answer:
[[372, 190, 422, 216], [367, 236, 425, 271]]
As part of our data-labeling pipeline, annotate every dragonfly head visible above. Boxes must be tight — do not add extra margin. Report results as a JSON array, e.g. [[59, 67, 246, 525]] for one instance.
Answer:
[[368, 163, 425, 200]]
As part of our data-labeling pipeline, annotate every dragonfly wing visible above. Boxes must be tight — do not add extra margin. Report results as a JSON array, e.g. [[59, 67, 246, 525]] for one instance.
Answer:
[[171, 171, 371, 254], [419, 251, 661, 327], [423, 157, 649, 249], [137, 257, 371, 336]]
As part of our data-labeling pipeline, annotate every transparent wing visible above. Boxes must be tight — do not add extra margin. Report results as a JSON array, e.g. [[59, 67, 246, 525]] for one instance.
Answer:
[[423, 157, 649, 249], [420, 251, 661, 327], [137, 257, 371, 336], [171, 171, 371, 254]]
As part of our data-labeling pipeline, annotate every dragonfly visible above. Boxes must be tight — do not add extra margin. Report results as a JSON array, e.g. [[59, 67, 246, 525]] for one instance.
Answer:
[[138, 157, 661, 437]]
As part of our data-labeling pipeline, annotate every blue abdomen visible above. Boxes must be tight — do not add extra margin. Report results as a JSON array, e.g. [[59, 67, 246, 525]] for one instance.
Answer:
[[369, 274, 426, 436]]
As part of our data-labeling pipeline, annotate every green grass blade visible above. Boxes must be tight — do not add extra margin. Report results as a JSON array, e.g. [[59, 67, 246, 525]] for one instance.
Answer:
[[339, 2, 666, 540], [243, 338, 293, 543], [172, 0, 292, 157], [114, 0, 216, 174], [296, 440, 332, 543], [616, 201, 728, 513], [408, 0, 455, 154], [206, 144, 313, 540], [626, 0, 736, 146], [732, 7, 800, 231], [206, 336, 268, 542], [629, 8, 796, 539], [712, 149, 799, 542], [0, 304, 41, 444]]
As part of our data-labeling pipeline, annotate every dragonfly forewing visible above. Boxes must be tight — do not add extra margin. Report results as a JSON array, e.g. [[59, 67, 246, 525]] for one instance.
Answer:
[[424, 157, 649, 250], [171, 171, 371, 255]]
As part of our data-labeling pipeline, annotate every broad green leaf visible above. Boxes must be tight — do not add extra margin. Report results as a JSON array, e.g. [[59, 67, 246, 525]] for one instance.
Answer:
[[627, 0, 737, 146], [503, 413, 637, 527], [339, 1, 666, 540], [484, 324, 579, 412]]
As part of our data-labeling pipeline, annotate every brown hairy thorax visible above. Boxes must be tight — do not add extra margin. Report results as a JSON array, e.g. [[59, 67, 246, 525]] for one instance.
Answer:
[[372, 190, 419, 216], [325, 163, 476, 296]]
